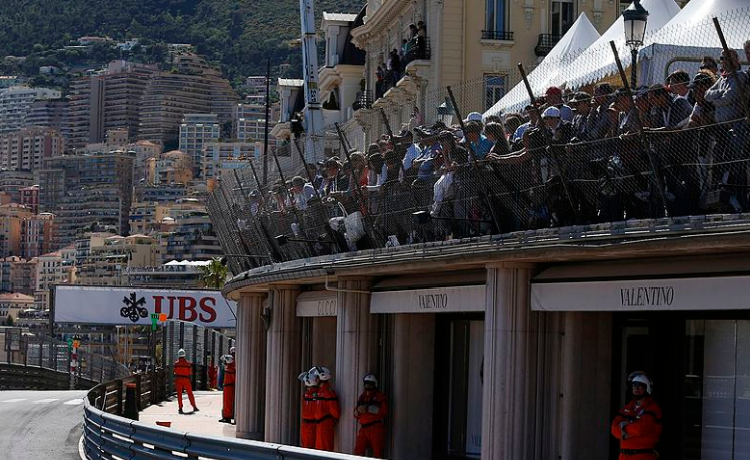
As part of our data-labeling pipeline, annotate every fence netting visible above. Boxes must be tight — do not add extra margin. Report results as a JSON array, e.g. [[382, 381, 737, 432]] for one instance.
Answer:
[[207, 11, 750, 275], [162, 320, 234, 393]]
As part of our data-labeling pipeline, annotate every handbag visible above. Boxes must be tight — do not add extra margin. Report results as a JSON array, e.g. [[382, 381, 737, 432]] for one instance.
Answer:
[[338, 202, 366, 243]]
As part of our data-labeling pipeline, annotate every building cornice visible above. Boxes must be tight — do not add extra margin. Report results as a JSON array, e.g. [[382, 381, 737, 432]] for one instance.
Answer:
[[223, 216, 750, 295], [350, 0, 413, 49]]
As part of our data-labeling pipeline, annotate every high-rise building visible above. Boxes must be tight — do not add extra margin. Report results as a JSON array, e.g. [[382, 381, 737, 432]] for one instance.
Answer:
[[0, 203, 52, 259], [202, 141, 256, 181], [75, 234, 162, 286], [0, 256, 37, 295], [19, 185, 39, 214], [35, 152, 134, 247], [64, 62, 156, 150], [0, 86, 61, 134], [156, 150, 193, 185], [235, 101, 279, 147], [179, 114, 219, 176], [139, 54, 237, 147], [26, 98, 69, 131], [33, 247, 76, 310], [0, 170, 34, 203], [0, 127, 63, 172], [160, 203, 222, 262]]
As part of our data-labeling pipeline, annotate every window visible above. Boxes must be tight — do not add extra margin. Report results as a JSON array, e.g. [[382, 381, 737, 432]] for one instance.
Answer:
[[485, 0, 507, 32], [551, 0, 575, 37], [484, 75, 506, 110]]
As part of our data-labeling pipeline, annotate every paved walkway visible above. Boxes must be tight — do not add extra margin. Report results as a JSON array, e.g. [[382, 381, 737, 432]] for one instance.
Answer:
[[139, 391, 236, 438]]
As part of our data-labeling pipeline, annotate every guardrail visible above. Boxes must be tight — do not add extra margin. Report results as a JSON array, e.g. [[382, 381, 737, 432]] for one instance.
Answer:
[[0, 363, 96, 390], [83, 374, 364, 460]]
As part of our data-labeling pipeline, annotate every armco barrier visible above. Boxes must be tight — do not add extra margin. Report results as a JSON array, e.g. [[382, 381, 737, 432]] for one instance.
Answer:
[[84, 380, 367, 460]]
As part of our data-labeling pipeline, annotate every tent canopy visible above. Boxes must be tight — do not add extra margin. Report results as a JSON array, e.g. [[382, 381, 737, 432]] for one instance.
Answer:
[[485, 13, 600, 117], [552, 0, 681, 89]]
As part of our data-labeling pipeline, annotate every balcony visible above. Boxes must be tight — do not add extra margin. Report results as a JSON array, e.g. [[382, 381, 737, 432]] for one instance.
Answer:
[[534, 34, 562, 57], [352, 91, 373, 111], [481, 30, 514, 41]]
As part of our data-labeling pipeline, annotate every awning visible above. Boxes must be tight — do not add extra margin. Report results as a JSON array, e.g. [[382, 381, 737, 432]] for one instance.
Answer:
[[296, 291, 337, 317], [370, 285, 485, 314]]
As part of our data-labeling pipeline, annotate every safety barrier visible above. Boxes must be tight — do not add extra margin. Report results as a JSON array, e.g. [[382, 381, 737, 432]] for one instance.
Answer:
[[83, 377, 364, 460], [0, 363, 96, 390]]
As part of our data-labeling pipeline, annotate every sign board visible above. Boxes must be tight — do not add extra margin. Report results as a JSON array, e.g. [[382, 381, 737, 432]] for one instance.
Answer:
[[54, 285, 237, 327], [370, 285, 486, 314], [296, 291, 337, 317], [531, 275, 750, 312]]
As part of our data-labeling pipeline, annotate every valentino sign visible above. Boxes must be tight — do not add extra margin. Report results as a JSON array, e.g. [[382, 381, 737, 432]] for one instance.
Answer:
[[54, 285, 237, 327], [531, 275, 750, 312]]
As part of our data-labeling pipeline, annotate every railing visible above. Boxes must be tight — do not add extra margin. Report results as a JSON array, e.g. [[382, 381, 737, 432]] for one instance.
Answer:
[[534, 34, 562, 57], [0, 363, 95, 390], [208, 111, 750, 277], [0, 327, 130, 384], [83, 372, 366, 460], [352, 91, 373, 111], [481, 30, 514, 41]]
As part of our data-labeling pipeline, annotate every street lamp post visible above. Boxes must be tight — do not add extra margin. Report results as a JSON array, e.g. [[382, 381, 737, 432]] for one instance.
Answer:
[[623, 0, 649, 89]]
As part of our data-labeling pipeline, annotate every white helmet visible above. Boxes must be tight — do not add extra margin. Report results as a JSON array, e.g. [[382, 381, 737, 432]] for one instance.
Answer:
[[313, 366, 332, 382], [362, 373, 378, 386], [225, 355, 234, 364], [298, 371, 320, 387], [177, 349, 186, 358], [628, 371, 653, 395], [230, 347, 236, 354]]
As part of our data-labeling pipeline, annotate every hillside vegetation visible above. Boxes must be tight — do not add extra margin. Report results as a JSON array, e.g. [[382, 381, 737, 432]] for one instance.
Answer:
[[0, 0, 361, 80]]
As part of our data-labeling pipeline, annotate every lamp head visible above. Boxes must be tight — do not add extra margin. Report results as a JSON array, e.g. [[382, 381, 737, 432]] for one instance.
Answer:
[[623, 0, 649, 49]]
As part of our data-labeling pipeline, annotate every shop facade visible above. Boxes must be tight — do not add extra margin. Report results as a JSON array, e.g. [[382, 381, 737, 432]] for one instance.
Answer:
[[226, 236, 750, 460]]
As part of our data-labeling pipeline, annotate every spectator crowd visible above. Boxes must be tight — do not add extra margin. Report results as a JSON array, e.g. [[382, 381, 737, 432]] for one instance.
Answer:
[[216, 43, 750, 269]]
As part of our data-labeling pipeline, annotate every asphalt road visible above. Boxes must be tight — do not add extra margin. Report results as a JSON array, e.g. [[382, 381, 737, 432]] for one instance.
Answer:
[[0, 390, 86, 460]]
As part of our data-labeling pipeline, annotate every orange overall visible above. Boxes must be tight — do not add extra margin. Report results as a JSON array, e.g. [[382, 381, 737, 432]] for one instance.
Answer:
[[611, 396, 663, 460], [208, 364, 218, 389], [301, 387, 318, 448], [315, 381, 340, 451], [353, 390, 388, 457], [222, 362, 236, 420], [174, 357, 196, 410]]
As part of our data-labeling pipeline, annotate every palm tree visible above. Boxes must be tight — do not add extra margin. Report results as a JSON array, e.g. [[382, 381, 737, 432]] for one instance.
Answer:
[[200, 257, 229, 289]]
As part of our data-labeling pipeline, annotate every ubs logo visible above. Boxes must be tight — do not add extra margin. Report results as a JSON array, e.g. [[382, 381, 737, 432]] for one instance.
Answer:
[[121, 292, 148, 323]]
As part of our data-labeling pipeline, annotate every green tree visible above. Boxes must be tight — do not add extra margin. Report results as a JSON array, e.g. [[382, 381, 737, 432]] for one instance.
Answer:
[[200, 257, 228, 289], [5, 315, 13, 326]]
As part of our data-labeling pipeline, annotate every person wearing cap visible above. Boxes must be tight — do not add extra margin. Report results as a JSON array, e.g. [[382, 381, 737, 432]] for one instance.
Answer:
[[569, 92, 594, 141], [461, 120, 493, 160], [463, 111, 484, 128], [705, 49, 747, 124], [320, 157, 349, 197], [354, 373, 388, 457], [611, 372, 662, 460], [290, 176, 315, 210], [512, 106, 539, 148], [540, 106, 573, 144], [174, 349, 199, 414], [700, 55, 719, 75], [401, 130, 423, 174], [687, 70, 717, 129], [666, 69, 695, 106], [544, 86, 574, 122], [706, 49, 749, 209], [647, 84, 691, 130], [219, 353, 236, 423]]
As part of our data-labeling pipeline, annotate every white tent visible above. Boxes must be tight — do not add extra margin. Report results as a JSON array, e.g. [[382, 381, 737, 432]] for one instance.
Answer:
[[484, 13, 600, 117], [551, 0, 681, 90], [639, 0, 750, 85]]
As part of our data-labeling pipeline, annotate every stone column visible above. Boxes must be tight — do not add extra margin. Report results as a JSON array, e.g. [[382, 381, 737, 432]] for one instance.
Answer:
[[335, 277, 378, 454], [235, 292, 267, 440], [264, 285, 302, 444], [482, 263, 562, 460]]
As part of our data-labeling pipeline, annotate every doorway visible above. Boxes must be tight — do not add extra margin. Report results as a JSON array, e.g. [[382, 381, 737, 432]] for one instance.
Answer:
[[433, 314, 484, 460]]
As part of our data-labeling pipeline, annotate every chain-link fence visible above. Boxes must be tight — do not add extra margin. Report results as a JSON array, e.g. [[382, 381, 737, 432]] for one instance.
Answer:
[[1, 327, 130, 383], [162, 320, 235, 394], [207, 11, 750, 275]]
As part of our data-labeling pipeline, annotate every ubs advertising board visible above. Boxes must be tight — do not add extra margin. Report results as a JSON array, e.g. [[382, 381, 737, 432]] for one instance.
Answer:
[[54, 285, 237, 327]]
